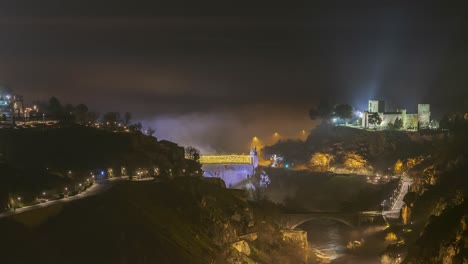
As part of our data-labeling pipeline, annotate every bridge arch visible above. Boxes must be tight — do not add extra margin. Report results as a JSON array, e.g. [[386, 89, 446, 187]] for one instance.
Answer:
[[290, 216, 355, 229]]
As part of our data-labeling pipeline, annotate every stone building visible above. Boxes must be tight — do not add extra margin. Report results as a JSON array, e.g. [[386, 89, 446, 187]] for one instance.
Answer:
[[362, 100, 431, 130]]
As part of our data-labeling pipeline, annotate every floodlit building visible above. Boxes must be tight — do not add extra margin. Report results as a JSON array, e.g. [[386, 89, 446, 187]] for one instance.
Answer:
[[0, 87, 26, 125], [362, 100, 431, 130]]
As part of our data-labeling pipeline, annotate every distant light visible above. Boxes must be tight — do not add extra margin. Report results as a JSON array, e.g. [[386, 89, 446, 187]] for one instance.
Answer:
[[101, 171, 105, 176], [43, 192, 46, 195], [332, 118, 337, 123], [17, 197, 21, 200], [285, 164, 289, 169]]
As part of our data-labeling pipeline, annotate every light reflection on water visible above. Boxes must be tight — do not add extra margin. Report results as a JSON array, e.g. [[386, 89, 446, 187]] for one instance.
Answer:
[[300, 219, 350, 263], [300, 219, 384, 264]]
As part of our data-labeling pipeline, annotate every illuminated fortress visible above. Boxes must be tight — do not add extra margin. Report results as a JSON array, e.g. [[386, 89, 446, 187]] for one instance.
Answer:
[[361, 100, 431, 130]]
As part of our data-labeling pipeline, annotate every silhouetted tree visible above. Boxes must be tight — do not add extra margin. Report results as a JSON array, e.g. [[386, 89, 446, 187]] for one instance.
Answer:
[[48, 96, 63, 117], [146, 127, 155, 137], [185, 146, 200, 161], [129, 122, 142, 132], [75, 104, 89, 124], [368, 112, 382, 127], [333, 104, 353, 123], [103, 112, 120, 123], [87, 112, 99, 124], [439, 114, 450, 130], [124, 112, 132, 125], [394, 117, 403, 129], [64, 104, 75, 115], [309, 100, 333, 120]]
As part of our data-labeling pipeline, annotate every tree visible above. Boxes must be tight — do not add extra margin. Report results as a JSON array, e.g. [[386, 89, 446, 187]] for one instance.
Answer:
[[48, 96, 63, 117], [103, 112, 120, 126], [309, 152, 333, 171], [185, 146, 200, 161], [146, 127, 155, 137], [309, 100, 333, 120], [343, 152, 367, 170], [129, 122, 142, 132], [439, 114, 450, 130], [333, 104, 353, 123], [394, 117, 403, 129], [87, 112, 99, 124], [368, 112, 382, 127], [75, 104, 89, 124], [64, 104, 75, 115], [124, 112, 132, 125]]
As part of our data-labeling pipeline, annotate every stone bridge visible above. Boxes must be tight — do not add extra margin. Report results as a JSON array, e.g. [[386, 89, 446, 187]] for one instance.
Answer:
[[278, 211, 383, 230]]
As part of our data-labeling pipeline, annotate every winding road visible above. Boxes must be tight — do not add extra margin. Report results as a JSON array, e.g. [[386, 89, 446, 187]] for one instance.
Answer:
[[383, 176, 412, 219], [0, 177, 126, 219]]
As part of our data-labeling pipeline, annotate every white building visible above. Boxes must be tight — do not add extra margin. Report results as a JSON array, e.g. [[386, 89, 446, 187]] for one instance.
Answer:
[[362, 100, 431, 130]]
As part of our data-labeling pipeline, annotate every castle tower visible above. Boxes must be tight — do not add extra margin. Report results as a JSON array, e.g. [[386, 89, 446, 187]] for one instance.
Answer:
[[417, 104, 431, 129], [250, 147, 259, 168], [397, 109, 407, 129], [368, 100, 385, 113]]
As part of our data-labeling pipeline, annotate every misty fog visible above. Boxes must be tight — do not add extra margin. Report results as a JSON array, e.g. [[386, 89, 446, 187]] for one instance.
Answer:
[[141, 104, 314, 154]]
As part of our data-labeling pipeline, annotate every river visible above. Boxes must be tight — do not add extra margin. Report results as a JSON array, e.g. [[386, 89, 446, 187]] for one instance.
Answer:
[[300, 219, 387, 264]]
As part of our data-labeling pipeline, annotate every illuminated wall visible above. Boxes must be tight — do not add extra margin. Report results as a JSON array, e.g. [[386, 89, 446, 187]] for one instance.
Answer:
[[200, 155, 252, 165]]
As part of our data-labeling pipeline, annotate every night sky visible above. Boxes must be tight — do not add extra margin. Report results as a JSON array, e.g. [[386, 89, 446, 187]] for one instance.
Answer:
[[0, 1, 467, 152]]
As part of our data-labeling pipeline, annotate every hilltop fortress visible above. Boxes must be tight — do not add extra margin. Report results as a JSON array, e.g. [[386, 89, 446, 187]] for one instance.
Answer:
[[361, 100, 431, 130]]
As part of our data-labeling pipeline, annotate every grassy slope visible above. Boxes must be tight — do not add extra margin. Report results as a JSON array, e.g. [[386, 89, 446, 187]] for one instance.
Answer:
[[0, 178, 248, 264]]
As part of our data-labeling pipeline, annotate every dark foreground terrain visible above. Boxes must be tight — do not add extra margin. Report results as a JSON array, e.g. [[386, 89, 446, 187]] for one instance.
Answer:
[[0, 177, 305, 264]]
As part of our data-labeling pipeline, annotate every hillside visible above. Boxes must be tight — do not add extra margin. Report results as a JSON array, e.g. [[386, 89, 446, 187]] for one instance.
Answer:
[[263, 125, 441, 173], [0, 125, 185, 171], [0, 126, 200, 210], [0, 177, 305, 264]]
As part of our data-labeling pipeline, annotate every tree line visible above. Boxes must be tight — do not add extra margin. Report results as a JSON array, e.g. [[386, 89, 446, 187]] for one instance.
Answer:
[[32, 96, 155, 135]]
